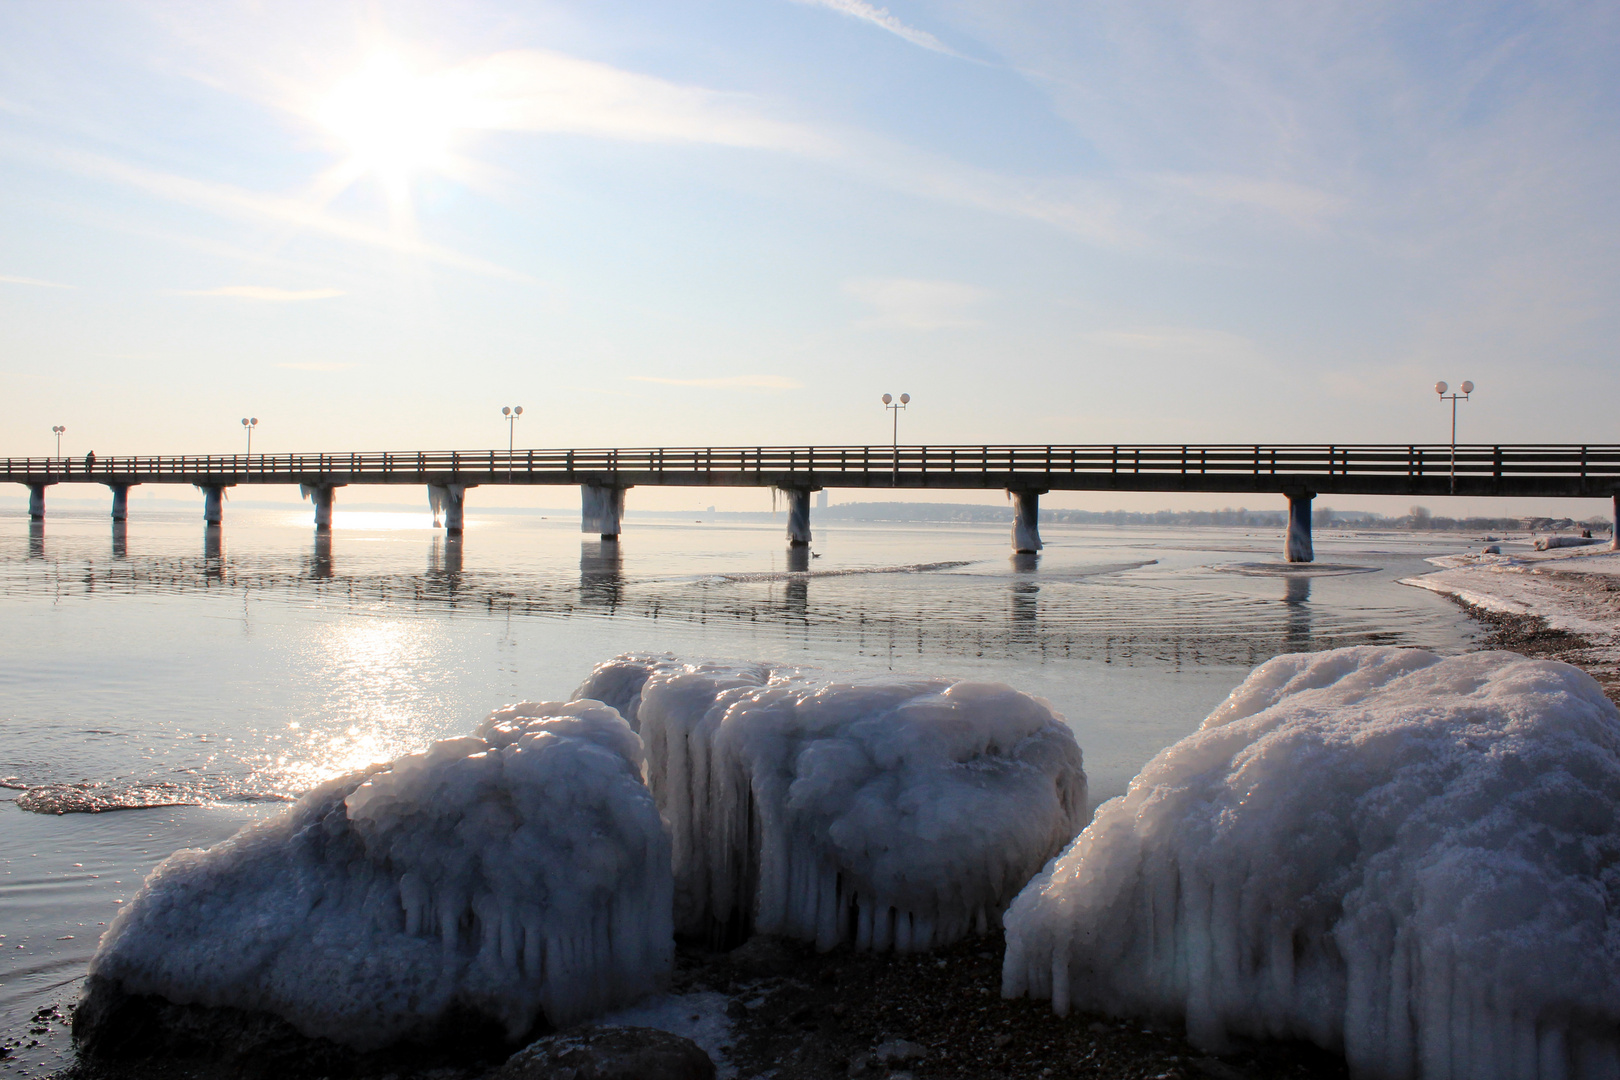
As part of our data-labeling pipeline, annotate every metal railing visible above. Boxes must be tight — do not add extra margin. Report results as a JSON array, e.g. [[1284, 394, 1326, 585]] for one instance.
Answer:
[[4, 444, 1619, 481]]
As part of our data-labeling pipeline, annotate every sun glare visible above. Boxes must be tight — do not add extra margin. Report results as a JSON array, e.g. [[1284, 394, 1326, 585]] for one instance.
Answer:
[[318, 52, 461, 198]]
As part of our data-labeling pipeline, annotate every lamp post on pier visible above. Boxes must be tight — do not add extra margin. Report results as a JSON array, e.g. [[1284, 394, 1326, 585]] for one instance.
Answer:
[[51, 425, 65, 458], [1435, 381, 1474, 492], [882, 393, 909, 486], [241, 417, 257, 455], [502, 406, 523, 478]]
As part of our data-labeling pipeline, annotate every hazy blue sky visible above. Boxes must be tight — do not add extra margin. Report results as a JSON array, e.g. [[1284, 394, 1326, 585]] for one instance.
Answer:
[[2, 1, 1617, 513]]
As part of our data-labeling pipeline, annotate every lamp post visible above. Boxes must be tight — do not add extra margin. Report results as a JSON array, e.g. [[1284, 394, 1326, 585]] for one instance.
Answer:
[[241, 417, 257, 455], [1434, 380, 1474, 492], [881, 393, 910, 486], [502, 406, 523, 478], [51, 425, 65, 458]]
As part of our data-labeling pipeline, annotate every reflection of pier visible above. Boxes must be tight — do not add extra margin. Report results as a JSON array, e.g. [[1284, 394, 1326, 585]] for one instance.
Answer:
[[307, 531, 334, 580], [2, 532, 1410, 665], [579, 540, 623, 609], [1283, 574, 1312, 651], [1009, 553, 1040, 640], [11, 443, 1620, 562]]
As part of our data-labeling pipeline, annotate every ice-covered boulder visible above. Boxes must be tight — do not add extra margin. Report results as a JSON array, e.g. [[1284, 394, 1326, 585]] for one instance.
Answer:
[[574, 656, 1087, 952], [79, 701, 673, 1052], [1002, 646, 1620, 1080], [574, 653, 683, 731]]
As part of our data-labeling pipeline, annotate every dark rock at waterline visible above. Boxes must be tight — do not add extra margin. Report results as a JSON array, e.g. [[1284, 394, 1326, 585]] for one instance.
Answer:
[[498, 1027, 715, 1080], [72, 974, 518, 1078]]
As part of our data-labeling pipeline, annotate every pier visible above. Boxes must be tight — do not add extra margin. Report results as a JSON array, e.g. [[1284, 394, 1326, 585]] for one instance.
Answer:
[[7, 443, 1620, 562]]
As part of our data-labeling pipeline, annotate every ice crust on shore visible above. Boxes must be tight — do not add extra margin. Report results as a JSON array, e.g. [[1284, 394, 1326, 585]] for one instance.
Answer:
[[1002, 646, 1620, 1080], [575, 655, 1087, 951], [83, 701, 673, 1050]]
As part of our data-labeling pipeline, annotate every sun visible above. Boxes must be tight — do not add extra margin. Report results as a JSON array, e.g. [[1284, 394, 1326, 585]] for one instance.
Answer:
[[317, 52, 461, 200]]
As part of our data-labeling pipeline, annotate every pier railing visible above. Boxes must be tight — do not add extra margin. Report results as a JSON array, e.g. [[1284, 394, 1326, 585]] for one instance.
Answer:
[[4, 444, 1620, 481]]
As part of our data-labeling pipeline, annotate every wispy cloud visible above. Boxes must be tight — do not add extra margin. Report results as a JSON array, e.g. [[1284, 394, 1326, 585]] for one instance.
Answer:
[[448, 49, 831, 153], [627, 374, 803, 390], [790, 0, 961, 58], [274, 361, 355, 372], [843, 277, 989, 329], [0, 274, 72, 289], [5, 140, 535, 283], [182, 286, 345, 301]]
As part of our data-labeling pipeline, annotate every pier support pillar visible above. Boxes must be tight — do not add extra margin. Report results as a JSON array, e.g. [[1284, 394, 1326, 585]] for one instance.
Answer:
[[1612, 492, 1619, 552], [780, 487, 814, 547], [300, 483, 343, 531], [582, 484, 628, 541], [1285, 490, 1315, 563], [1010, 489, 1045, 553], [27, 483, 51, 521], [107, 483, 133, 522], [428, 484, 471, 533], [197, 484, 227, 525]]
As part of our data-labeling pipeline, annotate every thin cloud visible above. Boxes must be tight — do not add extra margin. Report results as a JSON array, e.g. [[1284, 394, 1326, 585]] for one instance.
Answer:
[[0, 274, 72, 289], [627, 375, 803, 390], [182, 286, 345, 301], [274, 361, 355, 371], [843, 277, 989, 329], [7, 140, 535, 284], [447, 49, 830, 153], [790, 0, 961, 58]]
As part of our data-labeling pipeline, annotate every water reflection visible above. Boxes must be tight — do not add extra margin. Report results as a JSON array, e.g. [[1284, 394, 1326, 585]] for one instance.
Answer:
[[1283, 574, 1312, 652], [111, 521, 127, 560], [1010, 552, 1040, 638], [308, 531, 334, 580], [784, 546, 810, 617], [203, 526, 224, 582], [579, 540, 623, 609], [27, 520, 44, 560], [428, 533, 464, 594]]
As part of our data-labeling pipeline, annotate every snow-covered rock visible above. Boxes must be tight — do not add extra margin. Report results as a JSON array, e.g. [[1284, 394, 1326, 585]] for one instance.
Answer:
[[575, 656, 1087, 952], [574, 653, 683, 731], [80, 700, 673, 1051], [1002, 646, 1620, 1080]]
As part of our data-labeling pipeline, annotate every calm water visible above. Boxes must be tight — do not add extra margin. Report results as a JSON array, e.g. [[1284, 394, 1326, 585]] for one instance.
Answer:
[[0, 507, 1483, 1072]]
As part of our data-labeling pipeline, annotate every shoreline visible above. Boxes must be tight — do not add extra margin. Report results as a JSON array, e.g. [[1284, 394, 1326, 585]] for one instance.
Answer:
[[38, 576, 1619, 1080]]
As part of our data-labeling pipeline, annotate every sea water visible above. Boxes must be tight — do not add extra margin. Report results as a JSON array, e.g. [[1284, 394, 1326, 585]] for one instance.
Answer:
[[0, 506, 1481, 1072]]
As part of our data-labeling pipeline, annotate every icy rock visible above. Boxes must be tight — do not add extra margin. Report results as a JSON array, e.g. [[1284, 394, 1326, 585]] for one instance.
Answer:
[[79, 701, 673, 1052], [1002, 646, 1620, 1080], [576, 656, 1087, 952], [574, 653, 683, 732], [1535, 535, 1601, 550], [499, 1026, 716, 1080]]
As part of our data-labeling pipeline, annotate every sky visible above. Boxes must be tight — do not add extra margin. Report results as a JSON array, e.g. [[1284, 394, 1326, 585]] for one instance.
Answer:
[[2, 0, 1618, 515]]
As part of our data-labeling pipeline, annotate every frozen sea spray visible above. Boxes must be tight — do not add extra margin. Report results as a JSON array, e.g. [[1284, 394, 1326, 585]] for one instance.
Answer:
[[1002, 646, 1620, 1080], [575, 656, 1087, 952], [79, 701, 673, 1052]]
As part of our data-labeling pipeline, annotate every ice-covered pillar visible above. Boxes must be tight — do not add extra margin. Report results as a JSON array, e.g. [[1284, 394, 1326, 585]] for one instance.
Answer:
[[582, 484, 627, 541], [1010, 489, 1045, 553], [1285, 490, 1315, 563], [300, 483, 338, 531], [27, 483, 49, 521], [780, 487, 813, 547], [198, 484, 225, 526], [107, 483, 131, 522], [427, 484, 470, 533]]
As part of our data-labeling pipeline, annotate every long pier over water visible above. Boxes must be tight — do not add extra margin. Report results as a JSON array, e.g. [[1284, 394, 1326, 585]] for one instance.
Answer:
[[8, 443, 1619, 562]]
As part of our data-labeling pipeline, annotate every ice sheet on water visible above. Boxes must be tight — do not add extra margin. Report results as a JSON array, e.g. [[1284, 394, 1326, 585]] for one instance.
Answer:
[[575, 655, 1087, 952], [1002, 646, 1620, 1080], [81, 700, 673, 1050]]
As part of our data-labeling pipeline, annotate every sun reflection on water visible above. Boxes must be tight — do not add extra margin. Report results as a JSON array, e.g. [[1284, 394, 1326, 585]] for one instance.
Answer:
[[260, 616, 451, 793]]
